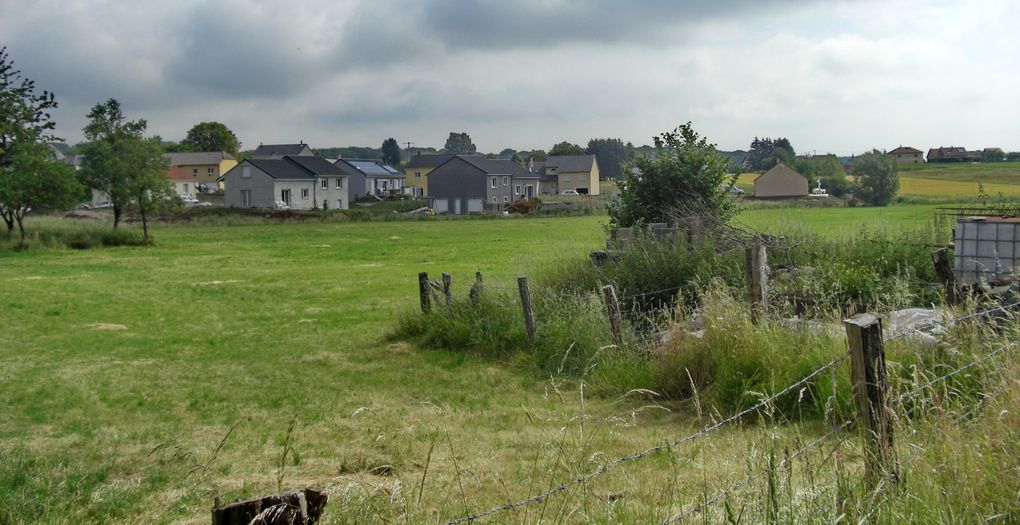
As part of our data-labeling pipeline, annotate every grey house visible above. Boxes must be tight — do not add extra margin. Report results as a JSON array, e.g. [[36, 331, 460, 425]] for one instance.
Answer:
[[220, 155, 350, 210], [250, 142, 315, 159], [333, 158, 405, 200], [428, 156, 538, 214]]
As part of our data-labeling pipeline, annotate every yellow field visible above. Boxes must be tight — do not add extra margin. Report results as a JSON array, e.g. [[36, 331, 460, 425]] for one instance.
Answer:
[[734, 172, 1020, 198]]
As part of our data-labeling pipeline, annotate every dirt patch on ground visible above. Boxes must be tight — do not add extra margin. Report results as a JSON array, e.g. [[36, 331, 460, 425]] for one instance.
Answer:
[[89, 323, 128, 331], [191, 280, 244, 286]]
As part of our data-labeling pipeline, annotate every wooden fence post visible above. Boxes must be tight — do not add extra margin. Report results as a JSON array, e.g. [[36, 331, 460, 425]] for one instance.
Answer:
[[745, 244, 768, 314], [517, 276, 536, 343], [469, 272, 484, 305], [931, 248, 959, 305], [602, 284, 623, 346], [442, 273, 453, 307], [418, 272, 431, 313], [844, 313, 898, 484]]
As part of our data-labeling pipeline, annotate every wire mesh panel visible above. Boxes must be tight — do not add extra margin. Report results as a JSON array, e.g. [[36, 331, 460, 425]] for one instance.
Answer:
[[954, 217, 1020, 284]]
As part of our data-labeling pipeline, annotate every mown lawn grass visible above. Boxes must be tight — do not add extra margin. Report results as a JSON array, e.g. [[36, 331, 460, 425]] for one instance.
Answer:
[[0, 205, 1000, 523]]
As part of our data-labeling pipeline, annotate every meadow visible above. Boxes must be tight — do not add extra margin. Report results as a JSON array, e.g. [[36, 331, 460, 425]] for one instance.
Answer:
[[1, 203, 1016, 523]]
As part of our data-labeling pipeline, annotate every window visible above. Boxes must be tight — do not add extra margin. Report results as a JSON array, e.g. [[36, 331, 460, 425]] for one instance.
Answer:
[[491, 196, 497, 203], [280, 189, 291, 205], [514, 185, 521, 194], [322, 200, 328, 209], [242, 166, 251, 178], [183, 183, 189, 193], [491, 177, 497, 188], [415, 171, 422, 178], [502, 176, 509, 186], [321, 179, 328, 189], [503, 196, 509, 203], [336, 178, 343, 189], [192, 168, 198, 175], [337, 199, 343, 209], [241, 190, 251, 207], [207, 167, 215, 175], [301, 188, 310, 199]]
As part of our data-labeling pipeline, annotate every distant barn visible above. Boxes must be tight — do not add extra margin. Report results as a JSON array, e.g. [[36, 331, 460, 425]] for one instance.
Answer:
[[754, 163, 808, 198]]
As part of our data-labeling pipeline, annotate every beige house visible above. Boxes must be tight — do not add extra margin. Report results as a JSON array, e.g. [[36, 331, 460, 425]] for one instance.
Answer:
[[531, 155, 601, 195], [754, 163, 808, 198], [166, 152, 237, 191], [888, 146, 924, 164], [168, 166, 197, 197], [404, 154, 455, 197]]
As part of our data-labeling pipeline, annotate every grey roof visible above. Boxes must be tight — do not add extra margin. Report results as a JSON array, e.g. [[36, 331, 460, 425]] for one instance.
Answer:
[[457, 156, 533, 177], [251, 143, 312, 157], [286, 155, 347, 175], [167, 151, 235, 166], [406, 154, 456, 169], [335, 158, 405, 178], [239, 155, 343, 180], [543, 154, 596, 173]]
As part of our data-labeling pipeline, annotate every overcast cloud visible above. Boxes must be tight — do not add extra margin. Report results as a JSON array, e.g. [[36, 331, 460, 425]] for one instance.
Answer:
[[2, 0, 1017, 154]]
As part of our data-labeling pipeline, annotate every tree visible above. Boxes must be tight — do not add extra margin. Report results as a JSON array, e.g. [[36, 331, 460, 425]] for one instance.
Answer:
[[0, 46, 61, 233], [80, 99, 171, 234], [443, 132, 476, 155], [610, 122, 737, 228], [852, 150, 899, 206], [0, 142, 81, 241], [498, 148, 517, 159], [745, 137, 795, 171], [586, 138, 633, 180], [548, 141, 585, 156], [180, 122, 240, 155], [381, 137, 401, 165]]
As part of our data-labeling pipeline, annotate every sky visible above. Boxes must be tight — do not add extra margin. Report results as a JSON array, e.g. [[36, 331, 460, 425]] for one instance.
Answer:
[[2, 0, 1018, 155]]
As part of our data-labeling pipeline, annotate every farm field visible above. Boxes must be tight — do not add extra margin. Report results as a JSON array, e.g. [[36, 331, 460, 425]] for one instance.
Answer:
[[0, 204, 992, 523]]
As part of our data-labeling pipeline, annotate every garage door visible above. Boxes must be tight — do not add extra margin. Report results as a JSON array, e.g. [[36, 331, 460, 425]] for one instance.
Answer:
[[467, 199, 483, 213], [433, 199, 448, 213]]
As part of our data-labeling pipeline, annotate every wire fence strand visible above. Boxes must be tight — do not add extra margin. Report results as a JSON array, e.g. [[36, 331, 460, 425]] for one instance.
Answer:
[[444, 354, 849, 524], [892, 341, 1016, 406], [661, 419, 853, 524]]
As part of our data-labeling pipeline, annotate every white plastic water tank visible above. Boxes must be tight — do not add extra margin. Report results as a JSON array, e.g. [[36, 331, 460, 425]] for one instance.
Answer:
[[954, 216, 1020, 284]]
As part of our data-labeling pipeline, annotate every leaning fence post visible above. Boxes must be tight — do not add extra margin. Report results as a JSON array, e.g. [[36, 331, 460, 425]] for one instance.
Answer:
[[602, 284, 623, 347], [930, 247, 959, 305], [745, 243, 768, 315], [442, 273, 453, 307], [518, 276, 536, 343], [844, 313, 898, 484], [469, 272, 484, 305], [418, 272, 431, 313]]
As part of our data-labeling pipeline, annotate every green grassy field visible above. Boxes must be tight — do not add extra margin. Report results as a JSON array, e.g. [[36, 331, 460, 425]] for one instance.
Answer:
[[0, 204, 1004, 523]]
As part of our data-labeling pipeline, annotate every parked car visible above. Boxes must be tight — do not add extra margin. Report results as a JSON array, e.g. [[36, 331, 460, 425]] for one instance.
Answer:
[[560, 189, 580, 196], [93, 201, 113, 209], [180, 194, 200, 205]]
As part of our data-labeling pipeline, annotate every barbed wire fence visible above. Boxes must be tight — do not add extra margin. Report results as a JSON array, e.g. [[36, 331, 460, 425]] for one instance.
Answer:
[[412, 271, 1011, 525]]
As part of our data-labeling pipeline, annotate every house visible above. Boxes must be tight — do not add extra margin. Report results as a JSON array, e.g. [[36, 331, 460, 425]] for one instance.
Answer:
[[428, 156, 539, 214], [754, 162, 808, 198], [530, 155, 600, 195], [334, 159, 405, 200], [404, 154, 455, 197], [220, 155, 349, 210], [166, 151, 238, 191], [249, 142, 315, 159], [927, 146, 970, 163], [888, 146, 924, 164], [168, 166, 197, 198]]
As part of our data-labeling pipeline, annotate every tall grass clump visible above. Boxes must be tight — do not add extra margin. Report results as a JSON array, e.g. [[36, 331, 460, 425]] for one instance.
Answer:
[[391, 288, 650, 393], [650, 283, 853, 419], [1, 215, 148, 250]]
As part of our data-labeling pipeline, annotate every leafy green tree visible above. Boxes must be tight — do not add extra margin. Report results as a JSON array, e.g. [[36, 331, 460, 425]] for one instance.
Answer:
[[381, 137, 401, 165], [443, 132, 476, 155], [610, 122, 737, 227], [180, 121, 240, 155], [498, 148, 517, 159], [1006, 151, 1020, 162], [0, 142, 82, 241], [0, 46, 62, 233], [548, 141, 585, 156], [585, 138, 633, 180], [80, 99, 171, 234], [852, 150, 899, 206]]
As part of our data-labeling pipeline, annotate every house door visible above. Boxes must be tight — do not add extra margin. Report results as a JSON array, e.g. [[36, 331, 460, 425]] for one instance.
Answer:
[[525, 185, 535, 198], [454, 199, 461, 215], [281, 189, 291, 206]]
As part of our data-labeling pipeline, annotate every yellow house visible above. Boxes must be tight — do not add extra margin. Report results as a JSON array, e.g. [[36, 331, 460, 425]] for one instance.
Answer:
[[166, 152, 238, 191], [404, 154, 455, 197]]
